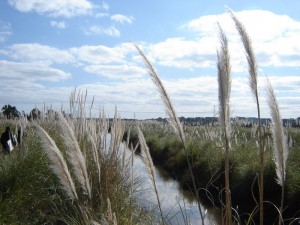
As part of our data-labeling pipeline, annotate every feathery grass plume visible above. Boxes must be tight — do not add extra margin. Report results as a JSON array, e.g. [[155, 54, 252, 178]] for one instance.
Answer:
[[133, 43, 185, 146], [228, 9, 265, 225], [217, 24, 232, 225], [137, 126, 165, 225], [99, 107, 108, 154], [266, 79, 288, 225], [69, 87, 77, 116], [134, 42, 206, 225], [57, 112, 92, 200], [33, 123, 78, 201], [86, 125, 101, 189], [110, 107, 125, 160], [101, 198, 118, 225]]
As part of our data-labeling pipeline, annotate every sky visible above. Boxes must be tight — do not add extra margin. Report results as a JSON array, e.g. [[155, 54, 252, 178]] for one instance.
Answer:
[[0, 0, 300, 119]]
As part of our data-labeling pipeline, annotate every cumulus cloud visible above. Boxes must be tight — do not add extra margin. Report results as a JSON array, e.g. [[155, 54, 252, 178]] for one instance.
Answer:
[[148, 37, 217, 68], [70, 44, 133, 64], [84, 25, 120, 37], [50, 20, 66, 29], [0, 60, 71, 83], [84, 64, 146, 79], [149, 10, 300, 71], [5, 43, 74, 65], [0, 21, 12, 42], [111, 14, 134, 24], [0, 59, 72, 110], [8, 0, 94, 18]]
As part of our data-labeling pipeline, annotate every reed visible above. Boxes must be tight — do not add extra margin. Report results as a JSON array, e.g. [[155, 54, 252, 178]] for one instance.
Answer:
[[57, 112, 92, 200], [138, 126, 165, 224], [266, 79, 288, 225], [134, 43, 206, 225], [217, 24, 232, 225], [228, 9, 265, 225], [33, 122, 78, 201]]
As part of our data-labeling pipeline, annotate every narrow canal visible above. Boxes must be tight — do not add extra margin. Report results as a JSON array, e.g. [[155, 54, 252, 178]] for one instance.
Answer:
[[128, 147, 222, 225]]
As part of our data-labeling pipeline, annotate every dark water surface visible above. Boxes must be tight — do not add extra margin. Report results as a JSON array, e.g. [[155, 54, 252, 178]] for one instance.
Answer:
[[128, 147, 222, 225]]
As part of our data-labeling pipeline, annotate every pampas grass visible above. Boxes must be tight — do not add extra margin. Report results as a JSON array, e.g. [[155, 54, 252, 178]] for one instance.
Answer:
[[138, 126, 165, 224], [134, 43, 206, 225], [217, 24, 232, 225], [228, 9, 265, 225], [33, 123, 78, 201], [57, 112, 91, 200], [266, 79, 288, 225], [133, 43, 185, 146]]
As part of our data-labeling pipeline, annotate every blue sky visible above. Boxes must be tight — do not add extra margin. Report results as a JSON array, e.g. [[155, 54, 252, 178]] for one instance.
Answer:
[[0, 0, 300, 119]]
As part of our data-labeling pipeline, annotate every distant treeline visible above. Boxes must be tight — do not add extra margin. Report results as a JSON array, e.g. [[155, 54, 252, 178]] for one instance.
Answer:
[[125, 116, 300, 128]]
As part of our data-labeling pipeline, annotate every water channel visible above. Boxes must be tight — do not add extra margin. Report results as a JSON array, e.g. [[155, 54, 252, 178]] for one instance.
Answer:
[[126, 147, 222, 225]]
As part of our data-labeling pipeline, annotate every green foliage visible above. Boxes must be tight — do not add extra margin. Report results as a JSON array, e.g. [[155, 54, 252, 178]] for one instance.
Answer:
[[1, 104, 20, 119], [126, 121, 300, 223], [0, 118, 155, 225]]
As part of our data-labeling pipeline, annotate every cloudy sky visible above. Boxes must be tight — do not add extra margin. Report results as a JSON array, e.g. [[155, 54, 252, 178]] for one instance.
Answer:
[[0, 0, 300, 119]]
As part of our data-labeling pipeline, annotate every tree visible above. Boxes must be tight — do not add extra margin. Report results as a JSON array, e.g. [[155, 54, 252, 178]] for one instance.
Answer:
[[1, 104, 20, 119], [28, 108, 41, 120]]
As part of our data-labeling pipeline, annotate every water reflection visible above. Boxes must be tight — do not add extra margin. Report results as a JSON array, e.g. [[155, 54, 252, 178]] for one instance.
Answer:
[[130, 149, 221, 225]]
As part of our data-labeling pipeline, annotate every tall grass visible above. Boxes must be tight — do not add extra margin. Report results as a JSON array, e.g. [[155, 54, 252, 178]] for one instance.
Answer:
[[0, 97, 159, 224], [138, 126, 165, 224], [266, 79, 289, 225], [217, 24, 232, 225], [229, 9, 265, 225], [134, 43, 206, 225], [33, 122, 78, 201]]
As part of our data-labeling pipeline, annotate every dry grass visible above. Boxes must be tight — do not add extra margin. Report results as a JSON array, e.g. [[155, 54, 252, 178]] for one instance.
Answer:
[[217, 24, 232, 225], [33, 122, 78, 201], [267, 79, 288, 225]]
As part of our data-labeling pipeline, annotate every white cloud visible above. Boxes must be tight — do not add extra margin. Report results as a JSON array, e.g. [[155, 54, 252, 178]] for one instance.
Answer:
[[148, 10, 300, 71], [6, 43, 74, 65], [8, 0, 94, 18], [50, 20, 66, 29], [111, 14, 134, 24], [148, 37, 217, 68], [103, 26, 120, 37], [84, 64, 146, 79], [84, 25, 120, 37], [0, 21, 12, 42], [101, 1, 109, 11], [0, 59, 71, 111], [0, 60, 71, 83], [0, 60, 71, 108], [70, 44, 133, 64]]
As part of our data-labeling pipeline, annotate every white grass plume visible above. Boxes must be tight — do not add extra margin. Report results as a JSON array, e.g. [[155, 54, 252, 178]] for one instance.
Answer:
[[134, 42, 206, 225], [228, 9, 258, 100], [217, 24, 232, 225], [33, 123, 78, 201], [266, 80, 288, 186], [137, 126, 164, 224], [110, 107, 124, 158], [217, 24, 232, 144], [134, 43, 185, 146], [57, 112, 92, 199], [228, 9, 266, 225]]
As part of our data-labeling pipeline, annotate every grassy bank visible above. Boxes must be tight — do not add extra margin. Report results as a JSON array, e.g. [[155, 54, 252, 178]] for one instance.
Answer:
[[0, 115, 157, 225], [125, 120, 300, 224]]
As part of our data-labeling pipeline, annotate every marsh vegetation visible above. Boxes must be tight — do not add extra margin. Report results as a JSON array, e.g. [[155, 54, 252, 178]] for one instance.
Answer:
[[0, 10, 300, 225]]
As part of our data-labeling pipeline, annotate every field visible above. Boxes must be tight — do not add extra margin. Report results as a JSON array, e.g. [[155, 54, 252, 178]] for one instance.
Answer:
[[0, 113, 157, 225], [125, 119, 300, 224], [1, 114, 300, 225], [1, 10, 300, 225]]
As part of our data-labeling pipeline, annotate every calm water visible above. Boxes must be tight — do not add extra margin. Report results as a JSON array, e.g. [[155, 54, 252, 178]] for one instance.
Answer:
[[127, 148, 221, 225]]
